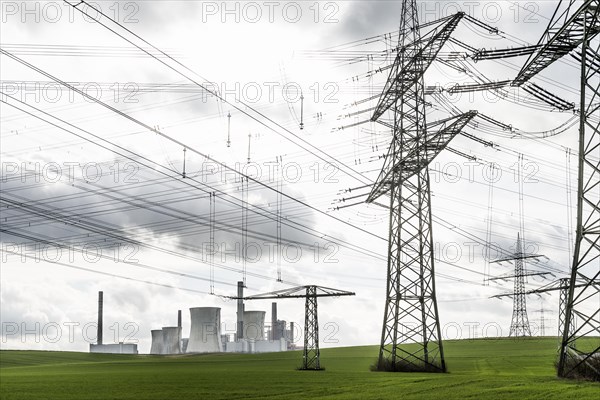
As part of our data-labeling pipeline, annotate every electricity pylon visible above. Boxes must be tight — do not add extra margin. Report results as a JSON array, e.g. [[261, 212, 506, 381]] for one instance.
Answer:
[[367, 1, 474, 372], [230, 285, 354, 370], [491, 278, 597, 341], [488, 233, 550, 337], [509, 235, 533, 337], [533, 305, 550, 337], [513, 0, 599, 379]]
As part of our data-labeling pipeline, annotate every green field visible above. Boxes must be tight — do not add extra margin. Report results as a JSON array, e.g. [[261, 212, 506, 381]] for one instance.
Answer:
[[1, 338, 598, 399]]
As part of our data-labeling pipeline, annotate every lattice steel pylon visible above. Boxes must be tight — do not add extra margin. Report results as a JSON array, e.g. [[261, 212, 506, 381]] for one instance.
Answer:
[[303, 286, 320, 370], [488, 233, 550, 337], [230, 285, 354, 370], [508, 234, 532, 337], [491, 278, 596, 343], [537, 305, 546, 337], [512, 0, 599, 379], [367, 2, 471, 372], [559, 7, 600, 379]]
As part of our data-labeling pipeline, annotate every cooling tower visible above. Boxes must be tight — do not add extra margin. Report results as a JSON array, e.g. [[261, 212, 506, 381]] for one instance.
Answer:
[[243, 311, 266, 341], [187, 307, 223, 353], [162, 326, 182, 354], [150, 329, 164, 354]]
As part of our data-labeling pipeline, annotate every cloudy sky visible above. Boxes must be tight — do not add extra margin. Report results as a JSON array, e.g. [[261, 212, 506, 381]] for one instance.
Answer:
[[0, 1, 590, 352]]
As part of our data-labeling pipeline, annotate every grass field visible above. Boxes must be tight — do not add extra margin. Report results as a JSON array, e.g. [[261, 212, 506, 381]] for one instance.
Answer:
[[1, 337, 598, 399]]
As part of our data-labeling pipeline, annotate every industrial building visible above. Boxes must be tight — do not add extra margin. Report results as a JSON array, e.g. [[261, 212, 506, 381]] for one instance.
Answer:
[[90, 287, 295, 356], [90, 343, 139, 354], [89, 291, 139, 355], [148, 283, 294, 355]]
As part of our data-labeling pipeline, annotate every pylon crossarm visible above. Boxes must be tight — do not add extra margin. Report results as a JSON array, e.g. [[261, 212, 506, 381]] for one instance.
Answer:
[[514, 0, 600, 86], [487, 271, 553, 282], [491, 279, 599, 299], [227, 285, 355, 300], [372, 13, 466, 121], [492, 254, 545, 263], [367, 111, 477, 203]]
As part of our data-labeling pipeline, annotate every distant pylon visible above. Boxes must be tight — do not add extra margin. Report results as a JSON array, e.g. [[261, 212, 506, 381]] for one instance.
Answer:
[[509, 234, 531, 337], [533, 305, 547, 337], [489, 233, 549, 337]]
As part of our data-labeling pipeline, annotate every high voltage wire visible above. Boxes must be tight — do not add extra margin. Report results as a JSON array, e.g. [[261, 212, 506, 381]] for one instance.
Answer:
[[5, 138, 579, 225], [0, 43, 184, 58], [57, 1, 567, 269], [0, 199, 305, 287], [0, 50, 385, 247], [2, 250, 211, 295], [0, 96, 387, 272], [0, 68, 540, 290], [2, 193, 493, 290], [0, 231, 226, 292], [2, 1, 580, 294], [59, 0, 374, 186]]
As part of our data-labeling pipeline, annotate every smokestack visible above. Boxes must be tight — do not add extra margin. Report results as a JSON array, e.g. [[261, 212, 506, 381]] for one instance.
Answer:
[[290, 321, 294, 343], [237, 281, 244, 340], [97, 291, 103, 345], [178, 310, 182, 328], [271, 302, 278, 340]]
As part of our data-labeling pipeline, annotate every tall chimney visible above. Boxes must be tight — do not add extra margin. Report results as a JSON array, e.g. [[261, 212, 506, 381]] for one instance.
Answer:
[[177, 310, 182, 328], [97, 291, 103, 345], [237, 281, 244, 340], [271, 302, 278, 340]]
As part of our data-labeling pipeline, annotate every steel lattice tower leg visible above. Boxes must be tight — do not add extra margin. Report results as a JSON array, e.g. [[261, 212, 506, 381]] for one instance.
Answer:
[[377, 0, 445, 373], [509, 234, 532, 337], [558, 279, 568, 339], [302, 286, 321, 370], [558, 278, 575, 346], [558, 13, 600, 378]]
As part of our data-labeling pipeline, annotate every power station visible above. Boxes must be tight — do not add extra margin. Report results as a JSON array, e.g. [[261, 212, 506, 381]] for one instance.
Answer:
[[89, 289, 296, 356], [85, 281, 350, 359], [3, 0, 597, 388], [147, 283, 298, 355]]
